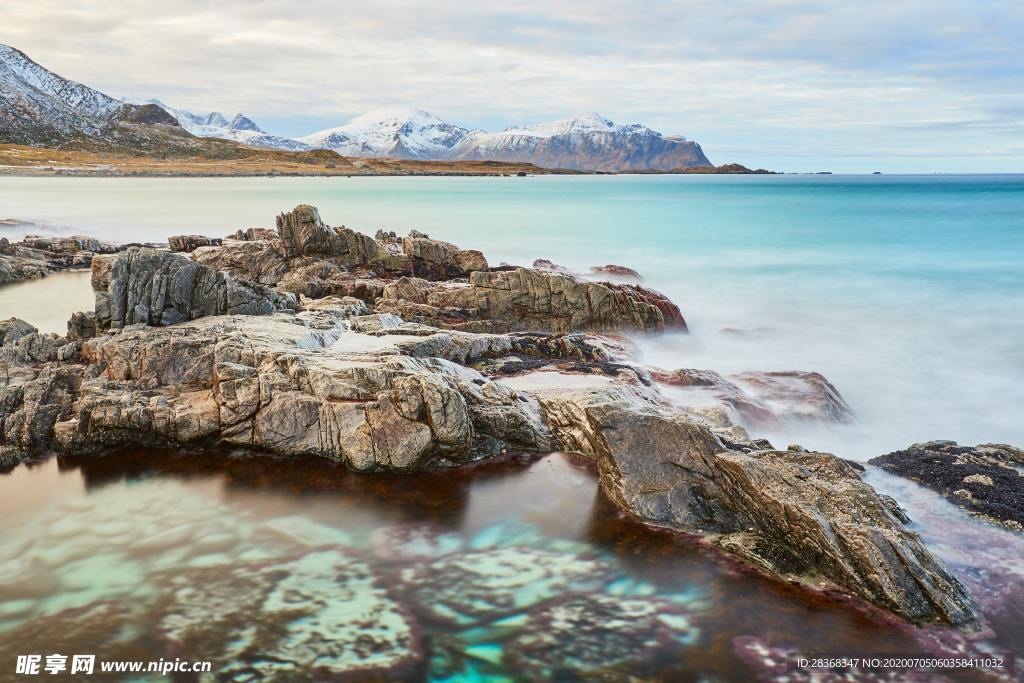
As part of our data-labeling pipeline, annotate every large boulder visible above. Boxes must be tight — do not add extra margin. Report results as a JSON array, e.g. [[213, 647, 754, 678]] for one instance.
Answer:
[[95, 248, 296, 330], [380, 268, 687, 334], [535, 384, 981, 631], [276, 204, 408, 273], [870, 441, 1024, 531], [2, 306, 552, 472]]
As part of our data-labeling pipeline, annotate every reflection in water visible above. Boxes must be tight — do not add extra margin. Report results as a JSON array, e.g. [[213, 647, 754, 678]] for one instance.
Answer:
[[0, 270, 93, 334], [5, 450, 1019, 681]]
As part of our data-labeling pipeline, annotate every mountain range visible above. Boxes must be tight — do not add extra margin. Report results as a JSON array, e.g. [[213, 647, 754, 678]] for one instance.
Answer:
[[0, 43, 712, 171]]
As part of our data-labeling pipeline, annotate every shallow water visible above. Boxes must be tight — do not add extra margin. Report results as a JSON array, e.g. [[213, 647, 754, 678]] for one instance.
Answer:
[[1, 450, 1017, 681], [0, 270, 92, 334]]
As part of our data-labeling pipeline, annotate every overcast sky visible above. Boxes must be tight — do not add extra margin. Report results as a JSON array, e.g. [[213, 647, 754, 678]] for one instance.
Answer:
[[4, 0, 1022, 172]]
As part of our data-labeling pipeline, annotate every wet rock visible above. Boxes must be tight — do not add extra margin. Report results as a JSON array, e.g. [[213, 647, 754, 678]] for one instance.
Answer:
[[6, 310, 551, 470], [167, 234, 222, 252], [536, 385, 982, 631], [96, 247, 296, 330], [371, 523, 464, 563], [0, 602, 150, 671], [590, 263, 642, 281], [157, 549, 422, 680], [383, 268, 688, 334], [532, 258, 571, 273], [400, 546, 617, 625], [654, 367, 853, 428], [504, 593, 697, 682], [870, 441, 1024, 530]]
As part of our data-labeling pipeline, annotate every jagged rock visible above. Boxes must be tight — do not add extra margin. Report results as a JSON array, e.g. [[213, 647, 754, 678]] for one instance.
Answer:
[[0, 317, 37, 345], [193, 238, 290, 286], [167, 234, 222, 252], [66, 311, 97, 342], [277, 261, 386, 301], [380, 268, 687, 334], [870, 441, 1024, 530], [228, 227, 276, 241], [95, 248, 296, 330], [156, 550, 422, 680], [275, 205, 408, 273], [2, 309, 552, 471], [535, 385, 981, 630], [653, 368, 853, 428]]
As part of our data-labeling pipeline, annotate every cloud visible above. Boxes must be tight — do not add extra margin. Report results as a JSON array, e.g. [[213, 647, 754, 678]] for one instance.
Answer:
[[2, 0, 1021, 171]]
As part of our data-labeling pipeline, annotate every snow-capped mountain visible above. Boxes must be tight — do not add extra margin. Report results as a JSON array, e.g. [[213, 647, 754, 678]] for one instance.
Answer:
[[447, 113, 711, 171], [300, 110, 711, 171], [1, 43, 126, 144], [298, 109, 470, 159], [0, 44, 189, 148], [144, 99, 310, 151]]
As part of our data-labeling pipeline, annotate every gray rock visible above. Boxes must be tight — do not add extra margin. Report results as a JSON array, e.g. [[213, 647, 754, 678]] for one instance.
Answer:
[[870, 441, 1024, 530], [97, 248, 296, 330], [167, 235, 222, 252], [536, 385, 981, 631]]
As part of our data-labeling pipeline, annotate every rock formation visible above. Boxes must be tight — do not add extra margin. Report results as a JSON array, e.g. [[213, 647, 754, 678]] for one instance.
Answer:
[[653, 368, 853, 429], [168, 234, 222, 252], [871, 441, 1024, 531], [92, 248, 296, 330], [0, 204, 986, 631], [0, 233, 120, 284]]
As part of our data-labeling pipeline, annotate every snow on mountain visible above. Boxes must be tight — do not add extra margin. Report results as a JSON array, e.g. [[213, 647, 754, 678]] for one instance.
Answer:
[[447, 113, 711, 171], [0, 43, 129, 143], [143, 99, 310, 151], [298, 109, 470, 159], [300, 110, 711, 171]]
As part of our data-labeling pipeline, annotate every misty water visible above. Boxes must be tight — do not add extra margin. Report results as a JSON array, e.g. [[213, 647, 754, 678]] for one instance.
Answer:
[[1, 174, 1023, 680]]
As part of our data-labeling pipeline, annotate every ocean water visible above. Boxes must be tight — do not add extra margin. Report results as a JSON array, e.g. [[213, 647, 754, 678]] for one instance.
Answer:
[[2, 173, 1022, 458], [1, 174, 1023, 680]]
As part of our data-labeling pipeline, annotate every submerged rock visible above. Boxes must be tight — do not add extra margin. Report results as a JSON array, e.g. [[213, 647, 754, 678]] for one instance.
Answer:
[[157, 549, 422, 680], [400, 546, 617, 626], [870, 441, 1024, 530], [504, 593, 697, 682]]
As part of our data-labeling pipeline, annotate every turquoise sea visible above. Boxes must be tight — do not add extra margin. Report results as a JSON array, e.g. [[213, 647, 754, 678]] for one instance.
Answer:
[[2, 173, 1022, 458], [1, 174, 1023, 680]]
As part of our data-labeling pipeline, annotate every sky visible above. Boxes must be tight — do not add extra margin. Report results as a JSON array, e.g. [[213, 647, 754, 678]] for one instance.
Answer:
[[3, 0, 1022, 172]]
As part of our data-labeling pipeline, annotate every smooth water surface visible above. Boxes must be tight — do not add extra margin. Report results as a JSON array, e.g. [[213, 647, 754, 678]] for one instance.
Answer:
[[0, 270, 92, 334]]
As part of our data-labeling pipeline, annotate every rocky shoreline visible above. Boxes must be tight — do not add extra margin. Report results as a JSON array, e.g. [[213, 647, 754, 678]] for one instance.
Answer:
[[0, 204, 998, 634]]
